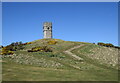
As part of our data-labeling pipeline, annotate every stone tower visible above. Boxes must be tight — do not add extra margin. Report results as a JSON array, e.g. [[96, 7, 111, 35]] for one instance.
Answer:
[[43, 22, 52, 38]]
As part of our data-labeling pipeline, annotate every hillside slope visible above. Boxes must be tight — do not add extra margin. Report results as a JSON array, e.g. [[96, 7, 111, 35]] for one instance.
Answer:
[[2, 39, 119, 81]]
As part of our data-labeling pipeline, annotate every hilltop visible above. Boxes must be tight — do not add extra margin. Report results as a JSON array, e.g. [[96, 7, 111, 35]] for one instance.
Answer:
[[1, 39, 119, 81]]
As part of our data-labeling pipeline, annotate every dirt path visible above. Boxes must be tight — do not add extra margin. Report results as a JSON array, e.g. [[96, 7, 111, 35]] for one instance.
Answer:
[[63, 44, 84, 61]]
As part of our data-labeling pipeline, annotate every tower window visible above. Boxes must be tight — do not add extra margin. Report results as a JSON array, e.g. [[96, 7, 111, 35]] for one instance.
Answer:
[[47, 27, 50, 30]]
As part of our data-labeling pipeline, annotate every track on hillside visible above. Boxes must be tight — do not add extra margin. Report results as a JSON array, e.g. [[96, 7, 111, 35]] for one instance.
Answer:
[[63, 44, 84, 61], [63, 44, 85, 70]]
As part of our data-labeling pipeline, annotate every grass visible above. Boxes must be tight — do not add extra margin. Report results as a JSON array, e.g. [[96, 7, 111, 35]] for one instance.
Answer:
[[71, 44, 118, 69], [2, 59, 118, 81], [2, 39, 119, 81]]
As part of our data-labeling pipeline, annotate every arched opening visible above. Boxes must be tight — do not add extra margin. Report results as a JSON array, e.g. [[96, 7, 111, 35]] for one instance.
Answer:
[[47, 27, 50, 30]]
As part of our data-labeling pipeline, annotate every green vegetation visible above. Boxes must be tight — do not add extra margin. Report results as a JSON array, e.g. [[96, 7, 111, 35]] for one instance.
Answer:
[[97, 42, 120, 49], [47, 40, 57, 45], [28, 46, 52, 52], [2, 59, 118, 81], [72, 44, 118, 69], [2, 39, 119, 81], [1, 42, 24, 55]]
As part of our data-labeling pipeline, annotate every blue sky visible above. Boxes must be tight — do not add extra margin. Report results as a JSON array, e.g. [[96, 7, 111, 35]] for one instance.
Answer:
[[2, 2, 118, 46]]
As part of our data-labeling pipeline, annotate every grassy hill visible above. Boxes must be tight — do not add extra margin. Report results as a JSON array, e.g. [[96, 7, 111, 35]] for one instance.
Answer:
[[1, 39, 119, 81]]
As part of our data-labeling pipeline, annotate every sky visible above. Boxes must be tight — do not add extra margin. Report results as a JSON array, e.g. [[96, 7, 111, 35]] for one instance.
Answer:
[[2, 2, 118, 46]]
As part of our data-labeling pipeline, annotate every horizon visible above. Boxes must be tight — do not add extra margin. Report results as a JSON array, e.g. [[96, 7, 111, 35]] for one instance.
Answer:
[[2, 2, 118, 46]]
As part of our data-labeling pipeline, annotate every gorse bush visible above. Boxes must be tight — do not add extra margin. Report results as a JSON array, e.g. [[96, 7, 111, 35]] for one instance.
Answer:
[[97, 42, 114, 47], [28, 46, 53, 52], [47, 40, 57, 45], [27, 42, 32, 44], [97, 42, 105, 46], [23, 42, 32, 45], [97, 42, 120, 49], [104, 43, 114, 47], [11, 42, 24, 51], [1, 41, 24, 55], [1, 41, 32, 55], [1, 47, 14, 55]]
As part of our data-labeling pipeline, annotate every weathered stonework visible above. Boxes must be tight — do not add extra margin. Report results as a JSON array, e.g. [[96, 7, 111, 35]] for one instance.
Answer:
[[43, 22, 52, 38]]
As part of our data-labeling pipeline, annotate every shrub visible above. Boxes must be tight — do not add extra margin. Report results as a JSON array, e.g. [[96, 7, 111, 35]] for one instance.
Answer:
[[27, 42, 32, 44], [47, 40, 57, 45], [104, 43, 114, 47], [49, 54, 58, 57], [23, 43, 27, 45], [114, 46, 120, 49], [27, 50, 34, 52], [1, 41, 24, 55], [7, 51, 14, 55], [28, 46, 53, 52], [97, 42, 114, 47], [97, 42, 105, 46], [1, 48, 14, 55], [4, 42, 24, 51], [59, 56, 65, 58], [23, 42, 32, 45], [17, 45, 24, 50]]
